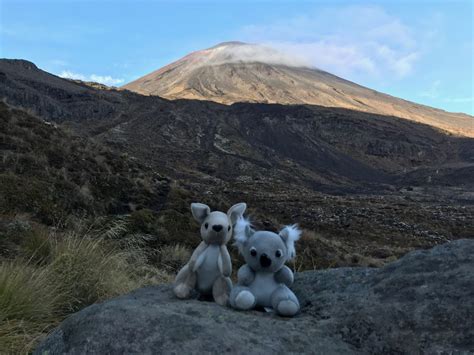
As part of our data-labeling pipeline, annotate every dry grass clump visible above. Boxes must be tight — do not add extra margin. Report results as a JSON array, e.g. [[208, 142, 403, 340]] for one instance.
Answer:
[[0, 263, 61, 352], [0, 219, 174, 353], [154, 244, 192, 273]]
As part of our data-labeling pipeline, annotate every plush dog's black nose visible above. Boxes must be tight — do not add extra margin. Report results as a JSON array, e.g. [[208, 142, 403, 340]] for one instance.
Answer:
[[212, 225, 223, 232], [260, 254, 272, 267]]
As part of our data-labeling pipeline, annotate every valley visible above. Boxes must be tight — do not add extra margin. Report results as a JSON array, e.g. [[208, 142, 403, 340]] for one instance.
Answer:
[[1, 58, 473, 269]]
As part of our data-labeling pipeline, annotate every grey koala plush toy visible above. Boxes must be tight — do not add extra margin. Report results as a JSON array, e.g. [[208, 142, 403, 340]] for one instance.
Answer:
[[229, 218, 301, 316], [174, 202, 246, 306]]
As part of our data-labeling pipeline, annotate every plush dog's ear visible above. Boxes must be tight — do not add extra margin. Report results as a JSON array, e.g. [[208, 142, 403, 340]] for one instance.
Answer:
[[233, 217, 254, 253], [191, 203, 211, 224], [279, 224, 301, 260], [227, 202, 247, 225]]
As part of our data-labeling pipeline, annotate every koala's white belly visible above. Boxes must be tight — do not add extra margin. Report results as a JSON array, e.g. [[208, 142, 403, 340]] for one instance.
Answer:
[[249, 272, 279, 307], [196, 245, 221, 294]]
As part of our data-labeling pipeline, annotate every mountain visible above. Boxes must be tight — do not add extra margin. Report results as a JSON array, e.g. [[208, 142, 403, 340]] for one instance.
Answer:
[[1, 58, 474, 268], [123, 42, 474, 137]]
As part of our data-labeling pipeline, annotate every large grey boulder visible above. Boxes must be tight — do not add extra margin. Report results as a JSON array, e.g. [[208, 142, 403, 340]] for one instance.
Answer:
[[36, 240, 474, 354]]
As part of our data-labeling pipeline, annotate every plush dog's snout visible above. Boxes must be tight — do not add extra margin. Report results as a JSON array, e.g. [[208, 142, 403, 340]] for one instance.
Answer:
[[260, 253, 272, 267], [212, 224, 223, 232]]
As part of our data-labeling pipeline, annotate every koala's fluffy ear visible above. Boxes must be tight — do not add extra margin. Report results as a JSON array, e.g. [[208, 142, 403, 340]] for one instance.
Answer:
[[233, 217, 254, 253], [191, 203, 211, 224], [227, 202, 247, 225], [279, 224, 302, 260]]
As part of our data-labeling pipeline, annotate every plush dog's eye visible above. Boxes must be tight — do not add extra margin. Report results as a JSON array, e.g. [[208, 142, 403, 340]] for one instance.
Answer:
[[227, 226, 231, 231], [275, 250, 282, 258], [250, 248, 257, 257], [204, 223, 209, 229]]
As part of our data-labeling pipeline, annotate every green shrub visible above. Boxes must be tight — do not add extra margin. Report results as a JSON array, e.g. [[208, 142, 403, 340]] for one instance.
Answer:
[[129, 208, 157, 234]]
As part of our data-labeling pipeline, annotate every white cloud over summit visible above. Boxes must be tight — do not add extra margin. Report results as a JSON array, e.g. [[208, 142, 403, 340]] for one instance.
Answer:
[[59, 70, 124, 86], [241, 5, 431, 79], [207, 42, 311, 67]]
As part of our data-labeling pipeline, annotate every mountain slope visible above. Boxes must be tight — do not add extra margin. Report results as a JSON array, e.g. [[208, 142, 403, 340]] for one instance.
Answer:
[[123, 42, 473, 137], [1, 58, 474, 267], [0, 101, 169, 224]]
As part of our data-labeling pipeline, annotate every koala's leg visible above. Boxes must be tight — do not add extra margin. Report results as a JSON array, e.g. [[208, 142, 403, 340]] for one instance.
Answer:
[[229, 286, 257, 311], [173, 264, 196, 299], [212, 276, 232, 306], [270, 285, 300, 317]]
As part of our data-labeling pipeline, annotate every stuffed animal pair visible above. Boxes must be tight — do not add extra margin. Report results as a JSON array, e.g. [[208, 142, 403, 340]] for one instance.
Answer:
[[173, 202, 301, 317]]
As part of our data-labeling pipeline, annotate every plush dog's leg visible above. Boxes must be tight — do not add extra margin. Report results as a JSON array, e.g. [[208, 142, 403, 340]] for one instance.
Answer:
[[270, 285, 300, 317], [212, 276, 232, 306], [230, 286, 257, 310], [217, 245, 232, 277], [174, 241, 208, 299], [173, 264, 197, 299]]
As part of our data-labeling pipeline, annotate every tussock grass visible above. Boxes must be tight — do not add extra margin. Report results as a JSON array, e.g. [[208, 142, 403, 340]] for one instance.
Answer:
[[48, 234, 140, 312], [155, 244, 191, 273], [0, 263, 60, 353], [0, 218, 175, 353]]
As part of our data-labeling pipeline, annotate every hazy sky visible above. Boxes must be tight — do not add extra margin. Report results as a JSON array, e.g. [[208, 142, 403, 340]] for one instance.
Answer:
[[1, 0, 472, 115]]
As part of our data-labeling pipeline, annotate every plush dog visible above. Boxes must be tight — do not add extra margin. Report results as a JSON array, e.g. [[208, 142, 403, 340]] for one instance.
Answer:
[[174, 202, 246, 306], [229, 218, 301, 316]]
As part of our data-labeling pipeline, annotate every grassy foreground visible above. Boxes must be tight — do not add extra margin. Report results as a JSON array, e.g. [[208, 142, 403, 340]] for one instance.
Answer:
[[0, 216, 190, 353]]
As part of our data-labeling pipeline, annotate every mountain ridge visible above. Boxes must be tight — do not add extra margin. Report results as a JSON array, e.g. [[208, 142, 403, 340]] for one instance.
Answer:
[[122, 42, 473, 137]]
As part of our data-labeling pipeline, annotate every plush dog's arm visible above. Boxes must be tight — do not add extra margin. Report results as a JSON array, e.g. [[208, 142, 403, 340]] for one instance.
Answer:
[[188, 241, 208, 271], [237, 264, 255, 286], [218, 245, 232, 277], [274, 265, 294, 286]]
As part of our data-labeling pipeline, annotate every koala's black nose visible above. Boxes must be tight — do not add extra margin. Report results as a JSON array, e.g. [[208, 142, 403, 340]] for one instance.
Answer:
[[212, 225, 223, 232], [260, 254, 272, 267]]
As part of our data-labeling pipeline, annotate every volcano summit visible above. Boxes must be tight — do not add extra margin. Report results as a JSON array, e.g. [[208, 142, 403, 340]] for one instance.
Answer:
[[123, 42, 473, 137]]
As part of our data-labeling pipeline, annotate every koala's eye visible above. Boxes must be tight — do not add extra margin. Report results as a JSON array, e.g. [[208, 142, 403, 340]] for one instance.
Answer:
[[227, 226, 231, 231], [275, 250, 282, 258], [250, 248, 257, 257], [204, 223, 209, 229]]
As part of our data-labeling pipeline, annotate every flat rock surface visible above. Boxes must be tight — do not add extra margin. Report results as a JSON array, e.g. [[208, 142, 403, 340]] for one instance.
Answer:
[[35, 240, 474, 354]]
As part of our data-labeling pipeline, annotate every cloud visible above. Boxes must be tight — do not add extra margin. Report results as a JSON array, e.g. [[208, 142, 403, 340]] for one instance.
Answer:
[[58, 70, 124, 86], [205, 43, 311, 67], [240, 5, 428, 79]]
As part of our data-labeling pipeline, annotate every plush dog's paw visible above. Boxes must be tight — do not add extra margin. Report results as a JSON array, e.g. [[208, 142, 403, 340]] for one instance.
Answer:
[[174, 283, 192, 299], [214, 292, 229, 306], [276, 300, 299, 317], [234, 290, 255, 310]]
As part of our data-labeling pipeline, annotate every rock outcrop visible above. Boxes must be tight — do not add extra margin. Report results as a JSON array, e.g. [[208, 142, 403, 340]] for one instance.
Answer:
[[35, 240, 474, 354]]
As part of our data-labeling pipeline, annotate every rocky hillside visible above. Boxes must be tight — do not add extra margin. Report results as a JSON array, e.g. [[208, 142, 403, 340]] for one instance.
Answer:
[[35, 239, 474, 354], [123, 42, 474, 137], [1, 58, 473, 268], [0, 101, 169, 224]]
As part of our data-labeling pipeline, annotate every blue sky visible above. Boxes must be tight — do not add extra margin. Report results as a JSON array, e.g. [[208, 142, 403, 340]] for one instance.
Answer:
[[1, 0, 472, 115]]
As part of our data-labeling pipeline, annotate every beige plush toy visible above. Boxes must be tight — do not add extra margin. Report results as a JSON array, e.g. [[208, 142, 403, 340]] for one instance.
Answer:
[[174, 202, 247, 305]]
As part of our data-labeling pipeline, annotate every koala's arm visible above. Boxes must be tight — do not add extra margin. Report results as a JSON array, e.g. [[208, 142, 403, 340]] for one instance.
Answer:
[[218, 245, 232, 277], [237, 264, 255, 286], [274, 265, 294, 286], [188, 241, 208, 271]]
